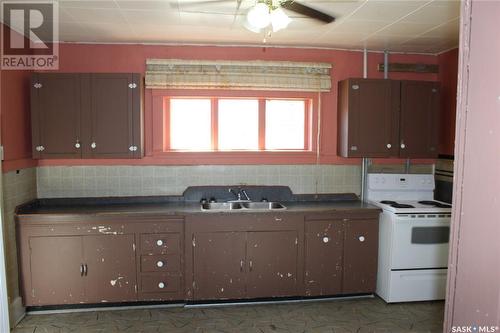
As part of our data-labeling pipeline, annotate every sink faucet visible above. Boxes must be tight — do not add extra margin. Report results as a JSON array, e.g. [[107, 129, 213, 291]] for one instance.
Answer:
[[228, 187, 251, 202]]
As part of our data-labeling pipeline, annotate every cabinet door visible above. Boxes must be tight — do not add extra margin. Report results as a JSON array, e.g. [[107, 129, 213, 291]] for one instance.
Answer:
[[31, 73, 81, 158], [29, 236, 84, 305], [304, 220, 343, 296], [83, 73, 140, 158], [193, 232, 247, 300], [343, 219, 379, 294], [246, 231, 298, 298], [338, 79, 400, 157], [400, 81, 440, 158], [82, 234, 137, 303]]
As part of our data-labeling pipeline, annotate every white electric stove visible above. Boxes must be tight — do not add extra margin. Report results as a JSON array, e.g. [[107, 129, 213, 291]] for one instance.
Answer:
[[367, 173, 451, 303]]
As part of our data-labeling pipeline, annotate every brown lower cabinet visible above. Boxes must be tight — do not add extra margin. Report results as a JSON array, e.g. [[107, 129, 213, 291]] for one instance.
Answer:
[[304, 220, 344, 296], [188, 214, 301, 300], [28, 234, 136, 305], [304, 215, 379, 296], [17, 216, 184, 306], [193, 232, 248, 300], [343, 219, 379, 294], [17, 210, 379, 307]]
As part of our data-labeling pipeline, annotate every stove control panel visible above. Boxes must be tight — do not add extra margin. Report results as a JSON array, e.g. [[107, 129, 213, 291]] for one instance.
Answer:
[[367, 174, 434, 191]]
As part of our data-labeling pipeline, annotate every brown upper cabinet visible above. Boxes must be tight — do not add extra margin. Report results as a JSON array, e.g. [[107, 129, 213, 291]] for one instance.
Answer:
[[338, 78, 439, 158], [399, 81, 440, 158], [31, 74, 82, 159], [31, 73, 142, 159]]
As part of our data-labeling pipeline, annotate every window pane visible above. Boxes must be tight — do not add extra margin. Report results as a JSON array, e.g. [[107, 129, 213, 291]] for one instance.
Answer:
[[218, 99, 259, 150], [170, 99, 211, 150], [265, 100, 305, 150]]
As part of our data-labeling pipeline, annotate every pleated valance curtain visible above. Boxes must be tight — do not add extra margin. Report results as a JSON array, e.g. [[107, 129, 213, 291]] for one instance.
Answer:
[[145, 59, 332, 92]]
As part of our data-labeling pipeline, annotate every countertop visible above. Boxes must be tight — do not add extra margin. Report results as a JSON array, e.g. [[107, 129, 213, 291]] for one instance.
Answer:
[[16, 198, 381, 217]]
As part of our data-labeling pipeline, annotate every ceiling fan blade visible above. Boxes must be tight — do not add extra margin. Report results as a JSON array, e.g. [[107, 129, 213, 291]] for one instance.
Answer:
[[280, 0, 335, 23], [232, 0, 244, 24]]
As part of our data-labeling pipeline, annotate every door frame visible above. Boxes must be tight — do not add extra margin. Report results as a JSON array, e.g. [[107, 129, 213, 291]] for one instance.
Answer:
[[0, 146, 12, 332]]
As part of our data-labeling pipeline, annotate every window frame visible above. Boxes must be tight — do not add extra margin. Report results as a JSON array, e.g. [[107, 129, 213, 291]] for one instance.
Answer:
[[148, 89, 319, 164], [165, 95, 312, 152]]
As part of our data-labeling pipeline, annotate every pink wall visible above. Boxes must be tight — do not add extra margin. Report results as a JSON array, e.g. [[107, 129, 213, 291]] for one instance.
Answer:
[[1, 41, 442, 171], [445, 0, 500, 330], [0, 24, 38, 171], [438, 48, 458, 156]]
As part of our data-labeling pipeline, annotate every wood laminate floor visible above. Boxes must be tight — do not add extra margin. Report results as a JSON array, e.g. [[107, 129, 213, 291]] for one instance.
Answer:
[[13, 297, 444, 333]]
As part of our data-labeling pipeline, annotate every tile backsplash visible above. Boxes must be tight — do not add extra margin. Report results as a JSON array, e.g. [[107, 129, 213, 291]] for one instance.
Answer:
[[37, 165, 362, 198]]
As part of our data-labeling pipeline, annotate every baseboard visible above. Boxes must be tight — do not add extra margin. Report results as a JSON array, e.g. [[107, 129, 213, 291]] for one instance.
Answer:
[[9, 297, 25, 327]]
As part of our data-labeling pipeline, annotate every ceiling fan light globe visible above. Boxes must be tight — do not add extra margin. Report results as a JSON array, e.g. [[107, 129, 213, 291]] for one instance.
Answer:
[[247, 2, 271, 29], [271, 7, 291, 32], [243, 19, 263, 33]]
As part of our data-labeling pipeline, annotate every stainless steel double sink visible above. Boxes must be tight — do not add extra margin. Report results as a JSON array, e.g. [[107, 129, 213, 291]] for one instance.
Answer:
[[201, 201, 286, 211]]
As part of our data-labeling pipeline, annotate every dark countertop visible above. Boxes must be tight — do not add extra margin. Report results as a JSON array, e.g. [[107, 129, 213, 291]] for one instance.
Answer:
[[16, 197, 380, 217]]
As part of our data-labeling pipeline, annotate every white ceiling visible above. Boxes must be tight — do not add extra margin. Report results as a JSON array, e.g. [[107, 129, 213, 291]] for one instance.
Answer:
[[8, 0, 461, 54]]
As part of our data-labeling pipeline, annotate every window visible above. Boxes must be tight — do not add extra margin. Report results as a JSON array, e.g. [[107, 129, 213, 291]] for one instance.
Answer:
[[168, 97, 310, 152], [265, 100, 305, 150], [218, 99, 259, 150], [170, 99, 211, 150]]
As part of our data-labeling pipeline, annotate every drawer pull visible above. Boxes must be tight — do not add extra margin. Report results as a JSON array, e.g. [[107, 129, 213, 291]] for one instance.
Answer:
[[358, 236, 365, 242], [158, 282, 166, 289], [156, 240, 164, 246], [156, 261, 165, 268], [322, 236, 330, 243]]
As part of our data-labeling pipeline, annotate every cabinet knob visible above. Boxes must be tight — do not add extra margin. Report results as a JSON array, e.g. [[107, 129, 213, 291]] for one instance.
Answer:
[[35, 145, 45, 152], [129, 145, 138, 152], [156, 261, 164, 268], [351, 84, 359, 90], [386, 143, 392, 149], [75, 142, 81, 149], [128, 83, 137, 89], [91, 142, 97, 149], [350, 145, 358, 151], [322, 236, 330, 243], [156, 239, 164, 246], [358, 236, 365, 242], [158, 282, 166, 289], [400, 143, 406, 149], [33, 83, 42, 89]]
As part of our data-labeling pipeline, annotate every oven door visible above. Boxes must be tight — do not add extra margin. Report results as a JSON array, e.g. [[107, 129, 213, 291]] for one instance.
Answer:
[[392, 215, 450, 269]]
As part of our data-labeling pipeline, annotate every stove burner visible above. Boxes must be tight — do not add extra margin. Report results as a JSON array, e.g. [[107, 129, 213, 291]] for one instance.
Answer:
[[380, 200, 397, 205], [418, 200, 452, 208], [391, 203, 415, 208]]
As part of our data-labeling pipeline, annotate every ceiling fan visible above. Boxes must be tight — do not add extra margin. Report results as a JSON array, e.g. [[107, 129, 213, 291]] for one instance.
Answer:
[[173, 0, 335, 33]]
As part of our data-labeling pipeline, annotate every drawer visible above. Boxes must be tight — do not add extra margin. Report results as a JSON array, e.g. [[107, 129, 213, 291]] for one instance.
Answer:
[[140, 273, 181, 293], [140, 233, 180, 254], [140, 254, 181, 273]]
